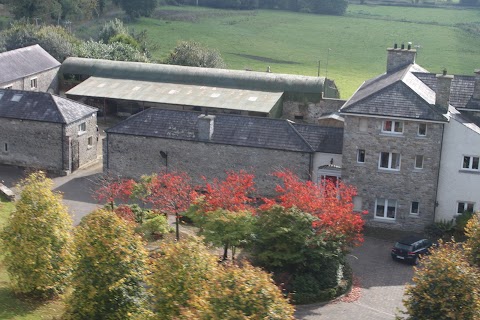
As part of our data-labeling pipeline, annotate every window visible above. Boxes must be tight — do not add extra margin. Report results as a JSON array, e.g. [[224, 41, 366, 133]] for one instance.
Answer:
[[457, 202, 475, 215], [353, 196, 363, 212], [4, 143, 7, 152], [462, 156, 480, 170], [294, 115, 304, 120], [359, 118, 368, 132], [415, 155, 424, 169], [30, 77, 38, 89], [357, 149, 365, 163], [11, 94, 22, 102], [411, 201, 419, 215], [3, 85, 12, 90], [78, 122, 86, 134], [375, 198, 397, 219], [418, 123, 427, 136], [87, 136, 93, 148], [382, 120, 403, 134], [379, 152, 401, 170]]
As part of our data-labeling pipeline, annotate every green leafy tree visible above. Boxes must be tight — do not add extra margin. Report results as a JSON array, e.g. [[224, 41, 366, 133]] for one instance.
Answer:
[[98, 18, 129, 43], [148, 238, 218, 319], [65, 209, 149, 320], [165, 40, 226, 69], [403, 240, 480, 320], [115, 0, 157, 18], [0, 172, 73, 299], [465, 213, 480, 266], [75, 40, 150, 62], [179, 261, 295, 319]]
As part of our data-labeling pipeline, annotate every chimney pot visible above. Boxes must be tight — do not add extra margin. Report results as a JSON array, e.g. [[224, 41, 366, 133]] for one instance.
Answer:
[[401, 43, 405, 49], [408, 43, 412, 50], [435, 72, 454, 114], [394, 43, 398, 49]]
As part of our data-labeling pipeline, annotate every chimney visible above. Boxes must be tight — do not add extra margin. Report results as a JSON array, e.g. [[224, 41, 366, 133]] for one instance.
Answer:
[[435, 70, 454, 114], [386, 43, 417, 73], [197, 114, 215, 141], [473, 69, 480, 100]]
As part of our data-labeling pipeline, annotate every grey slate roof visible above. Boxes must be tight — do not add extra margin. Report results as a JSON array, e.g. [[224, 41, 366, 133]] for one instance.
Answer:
[[292, 123, 343, 154], [341, 64, 447, 122], [0, 89, 97, 124], [414, 73, 480, 110], [106, 108, 343, 154], [0, 45, 60, 84]]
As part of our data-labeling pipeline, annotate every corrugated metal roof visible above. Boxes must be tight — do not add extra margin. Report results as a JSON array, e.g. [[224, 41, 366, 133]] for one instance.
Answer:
[[0, 45, 60, 85], [66, 77, 283, 113], [0, 89, 97, 124], [106, 108, 343, 154], [61, 57, 324, 95]]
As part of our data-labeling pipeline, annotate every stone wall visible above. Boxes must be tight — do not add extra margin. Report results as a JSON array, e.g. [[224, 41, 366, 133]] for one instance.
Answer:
[[0, 118, 64, 171], [0, 67, 59, 93], [65, 113, 98, 171], [282, 98, 346, 124], [105, 134, 312, 196], [342, 115, 444, 231]]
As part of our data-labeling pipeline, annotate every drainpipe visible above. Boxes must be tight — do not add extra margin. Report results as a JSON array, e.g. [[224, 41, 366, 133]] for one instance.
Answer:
[[433, 124, 445, 223], [105, 133, 109, 170], [61, 123, 65, 173], [308, 152, 314, 181]]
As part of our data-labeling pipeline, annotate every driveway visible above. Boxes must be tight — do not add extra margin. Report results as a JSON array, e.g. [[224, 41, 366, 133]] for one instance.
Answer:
[[295, 236, 414, 319]]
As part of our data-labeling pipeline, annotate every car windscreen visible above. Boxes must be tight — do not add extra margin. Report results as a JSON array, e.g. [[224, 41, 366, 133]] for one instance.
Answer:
[[394, 242, 413, 251]]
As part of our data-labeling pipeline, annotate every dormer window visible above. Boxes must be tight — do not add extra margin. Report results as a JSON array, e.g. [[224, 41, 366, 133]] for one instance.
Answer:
[[11, 94, 23, 102], [382, 120, 403, 134]]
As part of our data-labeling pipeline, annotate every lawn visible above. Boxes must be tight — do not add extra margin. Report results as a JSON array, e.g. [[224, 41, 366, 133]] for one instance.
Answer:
[[94, 4, 480, 98], [0, 196, 64, 320]]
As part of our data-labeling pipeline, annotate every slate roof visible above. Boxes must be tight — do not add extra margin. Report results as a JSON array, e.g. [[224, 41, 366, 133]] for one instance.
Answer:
[[0, 89, 97, 124], [341, 64, 447, 122], [0, 45, 60, 85], [292, 123, 343, 154], [106, 108, 343, 154], [414, 73, 480, 110]]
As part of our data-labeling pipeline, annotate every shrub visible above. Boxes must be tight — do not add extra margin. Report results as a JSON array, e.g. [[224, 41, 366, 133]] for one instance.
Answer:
[[98, 18, 128, 43], [465, 213, 480, 267], [424, 219, 455, 240], [137, 213, 172, 240], [165, 40, 226, 68]]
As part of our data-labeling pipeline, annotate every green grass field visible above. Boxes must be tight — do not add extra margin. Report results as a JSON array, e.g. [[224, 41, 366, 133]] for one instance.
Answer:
[[0, 197, 64, 320], [107, 4, 480, 98]]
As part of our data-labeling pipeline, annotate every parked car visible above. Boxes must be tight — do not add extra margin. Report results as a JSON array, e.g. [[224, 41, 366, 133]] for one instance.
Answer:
[[391, 236, 433, 265]]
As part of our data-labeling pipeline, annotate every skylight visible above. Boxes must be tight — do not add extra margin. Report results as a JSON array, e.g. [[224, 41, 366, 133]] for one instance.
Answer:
[[11, 94, 23, 102]]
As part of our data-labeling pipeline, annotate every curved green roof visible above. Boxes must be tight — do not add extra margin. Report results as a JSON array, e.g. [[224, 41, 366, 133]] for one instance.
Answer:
[[61, 57, 324, 96]]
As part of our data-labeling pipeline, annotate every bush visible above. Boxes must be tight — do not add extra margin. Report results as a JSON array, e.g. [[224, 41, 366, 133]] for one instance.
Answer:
[[455, 211, 474, 233], [165, 40, 226, 68], [98, 18, 128, 43], [424, 219, 455, 240], [137, 213, 172, 240], [108, 33, 140, 49], [465, 213, 480, 267]]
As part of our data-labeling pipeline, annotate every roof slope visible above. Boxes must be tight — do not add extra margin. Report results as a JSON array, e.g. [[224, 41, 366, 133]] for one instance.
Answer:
[[107, 108, 343, 154], [0, 45, 60, 84], [61, 57, 324, 95], [341, 64, 447, 122], [0, 89, 97, 124], [292, 123, 343, 154]]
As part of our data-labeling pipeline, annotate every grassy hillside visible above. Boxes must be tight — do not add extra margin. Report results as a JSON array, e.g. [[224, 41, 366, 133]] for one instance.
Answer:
[[108, 4, 480, 98]]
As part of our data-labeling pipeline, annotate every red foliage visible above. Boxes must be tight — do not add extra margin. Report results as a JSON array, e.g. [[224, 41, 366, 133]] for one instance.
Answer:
[[114, 205, 136, 223], [201, 170, 256, 212], [94, 178, 135, 206], [143, 171, 198, 216], [261, 170, 365, 247]]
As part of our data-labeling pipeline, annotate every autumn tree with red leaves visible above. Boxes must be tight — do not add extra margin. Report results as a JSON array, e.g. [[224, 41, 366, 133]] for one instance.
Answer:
[[141, 171, 197, 240], [94, 175, 135, 211], [262, 170, 365, 248]]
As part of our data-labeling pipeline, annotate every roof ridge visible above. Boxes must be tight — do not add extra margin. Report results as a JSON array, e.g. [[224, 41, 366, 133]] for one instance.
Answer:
[[286, 121, 315, 152], [49, 93, 67, 124]]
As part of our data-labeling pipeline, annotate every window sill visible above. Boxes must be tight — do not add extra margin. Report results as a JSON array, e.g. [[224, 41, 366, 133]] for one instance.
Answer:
[[374, 217, 396, 223], [413, 168, 424, 172], [409, 214, 420, 218], [459, 169, 480, 175], [78, 131, 86, 137], [87, 146, 93, 150], [380, 132, 404, 137], [377, 168, 401, 174]]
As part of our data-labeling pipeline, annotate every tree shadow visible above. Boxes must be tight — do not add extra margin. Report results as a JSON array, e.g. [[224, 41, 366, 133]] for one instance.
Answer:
[[0, 286, 52, 319]]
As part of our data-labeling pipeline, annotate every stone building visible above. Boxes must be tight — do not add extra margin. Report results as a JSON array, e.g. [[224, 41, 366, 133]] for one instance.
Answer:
[[104, 108, 343, 195], [340, 45, 480, 230], [0, 45, 60, 93], [0, 89, 98, 174]]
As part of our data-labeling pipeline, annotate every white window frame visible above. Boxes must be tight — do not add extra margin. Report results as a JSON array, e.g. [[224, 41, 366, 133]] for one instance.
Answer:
[[30, 77, 38, 89], [382, 120, 403, 134], [415, 155, 424, 169], [457, 202, 475, 215], [417, 123, 427, 136], [378, 152, 401, 171], [462, 155, 480, 171], [78, 122, 87, 135], [87, 136, 93, 149], [357, 149, 365, 163], [411, 201, 420, 215], [375, 198, 397, 220], [3, 85, 12, 90]]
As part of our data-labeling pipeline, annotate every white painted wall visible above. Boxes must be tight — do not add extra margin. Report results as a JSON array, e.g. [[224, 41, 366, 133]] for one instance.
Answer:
[[312, 152, 342, 183], [436, 116, 480, 222]]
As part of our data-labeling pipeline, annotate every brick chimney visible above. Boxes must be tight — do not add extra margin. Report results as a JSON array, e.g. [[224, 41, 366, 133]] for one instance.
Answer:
[[473, 69, 480, 100], [435, 69, 454, 114], [386, 43, 417, 73], [197, 114, 215, 141]]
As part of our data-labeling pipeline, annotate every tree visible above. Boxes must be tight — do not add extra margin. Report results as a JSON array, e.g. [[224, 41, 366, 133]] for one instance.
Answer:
[[75, 40, 150, 62], [98, 18, 129, 43], [262, 170, 365, 248], [5, 0, 100, 21], [115, 0, 157, 18], [0, 171, 73, 299], [93, 175, 135, 211], [65, 209, 149, 320], [148, 238, 218, 319], [179, 261, 295, 319], [165, 40, 226, 69], [403, 241, 480, 320], [141, 171, 197, 240], [465, 213, 480, 266]]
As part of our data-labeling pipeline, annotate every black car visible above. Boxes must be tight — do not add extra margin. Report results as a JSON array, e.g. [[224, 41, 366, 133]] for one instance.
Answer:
[[391, 236, 432, 265]]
